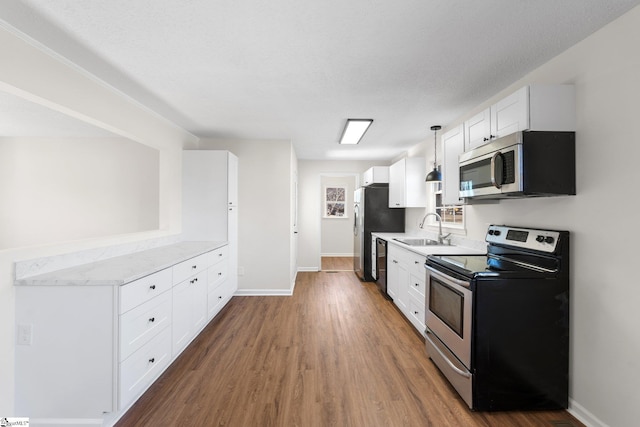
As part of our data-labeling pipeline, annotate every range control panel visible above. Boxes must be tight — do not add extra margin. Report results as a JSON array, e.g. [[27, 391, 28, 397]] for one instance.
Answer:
[[485, 225, 561, 253]]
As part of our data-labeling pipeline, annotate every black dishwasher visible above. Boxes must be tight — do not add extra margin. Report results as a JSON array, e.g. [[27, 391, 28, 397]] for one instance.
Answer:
[[375, 238, 391, 299]]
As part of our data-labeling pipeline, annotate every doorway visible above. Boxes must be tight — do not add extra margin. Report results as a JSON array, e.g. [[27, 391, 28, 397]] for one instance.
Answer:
[[319, 173, 358, 271]]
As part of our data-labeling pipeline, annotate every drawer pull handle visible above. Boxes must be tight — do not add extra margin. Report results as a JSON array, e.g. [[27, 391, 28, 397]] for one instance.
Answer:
[[218, 272, 222, 276], [415, 261, 420, 264], [218, 296, 223, 299], [219, 253, 223, 257], [190, 278, 198, 284], [149, 285, 156, 290], [192, 265, 197, 269], [149, 317, 155, 323], [149, 358, 155, 364], [414, 311, 419, 315], [415, 283, 419, 287]]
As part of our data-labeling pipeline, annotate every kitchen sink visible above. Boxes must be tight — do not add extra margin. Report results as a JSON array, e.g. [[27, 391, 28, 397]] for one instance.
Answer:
[[393, 238, 448, 246]]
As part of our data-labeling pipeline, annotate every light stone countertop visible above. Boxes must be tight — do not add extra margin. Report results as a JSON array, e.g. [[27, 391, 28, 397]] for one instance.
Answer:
[[372, 232, 486, 257], [14, 241, 227, 287]]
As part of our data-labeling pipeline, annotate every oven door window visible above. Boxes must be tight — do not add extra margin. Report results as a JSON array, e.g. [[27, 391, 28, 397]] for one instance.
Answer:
[[429, 277, 465, 338]]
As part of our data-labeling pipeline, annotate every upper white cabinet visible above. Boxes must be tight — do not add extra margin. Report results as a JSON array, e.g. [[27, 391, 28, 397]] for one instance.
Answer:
[[464, 85, 576, 150], [464, 108, 492, 150], [388, 157, 427, 208], [441, 125, 465, 205], [362, 166, 389, 186]]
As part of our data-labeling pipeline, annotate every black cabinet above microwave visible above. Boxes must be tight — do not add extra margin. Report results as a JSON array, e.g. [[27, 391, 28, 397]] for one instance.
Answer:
[[458, 131, 576, 201]]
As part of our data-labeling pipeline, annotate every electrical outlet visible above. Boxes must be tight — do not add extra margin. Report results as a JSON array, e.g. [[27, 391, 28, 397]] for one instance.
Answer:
[[238, 267, 245, 276], [17, 324, 33, 345]]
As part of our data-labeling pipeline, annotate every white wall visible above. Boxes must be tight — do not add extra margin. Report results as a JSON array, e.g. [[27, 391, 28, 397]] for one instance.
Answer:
[[0, 26, 196, 415], [442, 6, 640, 426], [320, 175, 357, 257], [297, 159, 389, 270], [0, 137, 159, 249], [197, 139, 295, 294]]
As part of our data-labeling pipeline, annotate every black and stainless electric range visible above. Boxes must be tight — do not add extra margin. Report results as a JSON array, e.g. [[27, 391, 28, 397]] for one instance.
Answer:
[[424, 225, 569, 411]]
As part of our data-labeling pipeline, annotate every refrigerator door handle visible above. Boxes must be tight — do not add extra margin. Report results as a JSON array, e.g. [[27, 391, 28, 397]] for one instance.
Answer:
[[353, 205, 359, 236]]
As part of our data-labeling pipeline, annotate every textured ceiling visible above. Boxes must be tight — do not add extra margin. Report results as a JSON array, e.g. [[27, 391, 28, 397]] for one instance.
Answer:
[[2, 0, 640, 159]]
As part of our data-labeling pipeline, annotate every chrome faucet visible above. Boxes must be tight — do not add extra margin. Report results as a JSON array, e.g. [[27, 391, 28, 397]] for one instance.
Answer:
[[419, 212, 450, 244]]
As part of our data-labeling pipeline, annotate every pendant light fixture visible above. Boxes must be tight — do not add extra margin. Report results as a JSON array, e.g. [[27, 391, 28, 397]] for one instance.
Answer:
[[425, 125, 442, 182]]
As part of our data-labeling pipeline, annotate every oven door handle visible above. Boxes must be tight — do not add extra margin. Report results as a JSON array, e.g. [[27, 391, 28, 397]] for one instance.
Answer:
[[425, 265, 471, 289], [425, 330, 471, 378]]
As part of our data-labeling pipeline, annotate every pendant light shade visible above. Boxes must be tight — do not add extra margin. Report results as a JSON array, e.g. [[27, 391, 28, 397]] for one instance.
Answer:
[[426, 125, 442, 182]]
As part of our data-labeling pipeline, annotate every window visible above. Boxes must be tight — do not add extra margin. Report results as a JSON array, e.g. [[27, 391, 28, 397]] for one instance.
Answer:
[[433, 183, 464, 228], [324, 186, 347, 218]]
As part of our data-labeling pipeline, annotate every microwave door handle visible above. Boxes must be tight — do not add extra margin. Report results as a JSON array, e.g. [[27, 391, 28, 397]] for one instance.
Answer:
[[490, 151, 504, 189]]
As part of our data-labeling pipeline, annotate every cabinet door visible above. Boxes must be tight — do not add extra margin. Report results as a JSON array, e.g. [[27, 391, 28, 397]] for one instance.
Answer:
[[464, 108, 492, 150], [395, 260, 409, 315], [193, 272, 208, 332], [371, 236, 377, 280], [388, 160, 405, 207], [227, 152, 238, 206], [227, 206, 238, 293], [442, 125, 465, 205], [387, 248, 400, 299], [172, 278, 193, 356], [491, 86, 529, 138], [404, 158, 427, 208]]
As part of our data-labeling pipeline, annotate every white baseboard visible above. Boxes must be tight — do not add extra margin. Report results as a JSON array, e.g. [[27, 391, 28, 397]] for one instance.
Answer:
[[569, 398, 608, 427], [297, 266, 319, 272]]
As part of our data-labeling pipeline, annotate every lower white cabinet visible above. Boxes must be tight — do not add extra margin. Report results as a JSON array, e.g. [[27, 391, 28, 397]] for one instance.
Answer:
[[14, 242, 232, 426], [387, 244, 427, 335], [172, 270, 208, 355]]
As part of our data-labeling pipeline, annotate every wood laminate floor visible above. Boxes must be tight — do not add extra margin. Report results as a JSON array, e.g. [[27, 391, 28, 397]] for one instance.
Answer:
[[321, 256, 354, 271], [116, 270, 583, 427]]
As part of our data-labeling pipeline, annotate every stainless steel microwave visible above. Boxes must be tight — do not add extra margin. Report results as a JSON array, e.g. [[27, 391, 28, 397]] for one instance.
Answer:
[[458, 131, 576, 200]]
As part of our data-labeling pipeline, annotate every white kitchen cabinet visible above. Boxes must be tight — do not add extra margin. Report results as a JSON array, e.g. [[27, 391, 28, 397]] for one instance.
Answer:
[[172, 269, 208, 356], [441, 124, 465, 205], [14, 242, 227, 426], [362, 166, 389, 186], [388, 157, 427, 208], [207, 245, 233, 320], [387, 243, 427, 335], [183, 150, 239, 295], [464, 108, 492, 150], [464, 84, 575, 150], [371, 235, 377, 280]]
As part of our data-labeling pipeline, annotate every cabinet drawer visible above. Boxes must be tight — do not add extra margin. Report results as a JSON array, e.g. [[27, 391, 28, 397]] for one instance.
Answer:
[[407, 293, 426, 334], [208, 262, 229, 291], [120, 268, 172, 314], [173, 253, 210, 285], [120, 290, 172, 361], [408, 253, 427, 278], [206, 245, 229, 267], [119, 326, 172, 408], [408, 274, 426, 298], [208, 278, 233, 320]]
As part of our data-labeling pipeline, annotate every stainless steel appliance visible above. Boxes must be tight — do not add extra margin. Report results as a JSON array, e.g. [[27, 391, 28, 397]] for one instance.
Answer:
[[459, 131, 575, 200], [425, 225, 569, 411], [353, 186, 404, 282], [375, 238, 389, 297]]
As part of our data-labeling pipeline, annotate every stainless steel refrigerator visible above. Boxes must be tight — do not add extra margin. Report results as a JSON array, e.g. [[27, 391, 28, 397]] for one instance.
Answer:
[[353, 186, 405, 281]]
